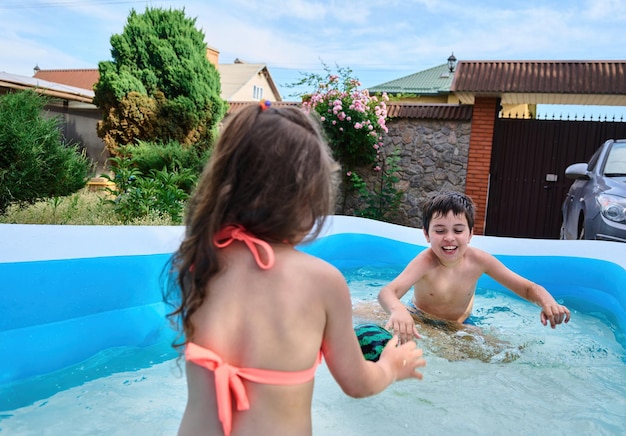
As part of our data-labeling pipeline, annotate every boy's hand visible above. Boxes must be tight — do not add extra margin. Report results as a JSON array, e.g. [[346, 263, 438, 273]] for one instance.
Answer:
[[385, 308, 421, 343], [540, 303, 571, 328]]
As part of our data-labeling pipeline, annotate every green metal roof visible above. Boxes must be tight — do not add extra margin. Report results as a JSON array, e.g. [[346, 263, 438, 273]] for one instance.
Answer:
[[368, 63, 455, 95]]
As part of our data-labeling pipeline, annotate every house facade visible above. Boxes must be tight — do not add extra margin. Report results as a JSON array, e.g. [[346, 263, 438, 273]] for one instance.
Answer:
[[4, 45, 283, 172]]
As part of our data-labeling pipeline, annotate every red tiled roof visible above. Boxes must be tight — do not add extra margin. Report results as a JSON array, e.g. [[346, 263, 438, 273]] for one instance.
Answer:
[[452, 60, 626, 106], [386, 103, 472, 120], [226, 101, 300, 115], [33, 69, 99, 91], [225, 101, 471, 120], [452, 60, 626, 94]]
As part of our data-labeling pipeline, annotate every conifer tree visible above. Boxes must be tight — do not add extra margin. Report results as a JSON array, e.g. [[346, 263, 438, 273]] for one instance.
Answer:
[[94, 7, 226, 154]]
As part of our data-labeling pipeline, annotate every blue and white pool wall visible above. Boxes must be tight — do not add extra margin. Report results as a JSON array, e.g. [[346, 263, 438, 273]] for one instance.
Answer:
[[0, 224, 185, 385], [0, 215, 624, 385]]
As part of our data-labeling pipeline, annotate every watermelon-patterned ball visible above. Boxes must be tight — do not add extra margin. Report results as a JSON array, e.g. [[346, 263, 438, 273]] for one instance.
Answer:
[[354, 323, 393, 362]]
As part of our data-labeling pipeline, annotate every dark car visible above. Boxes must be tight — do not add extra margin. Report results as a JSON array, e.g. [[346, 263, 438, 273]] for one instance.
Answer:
[[561, 139, 626, 242]]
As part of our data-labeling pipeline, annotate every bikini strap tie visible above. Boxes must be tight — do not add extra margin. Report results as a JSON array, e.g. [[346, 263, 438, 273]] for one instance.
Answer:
[[213, 224, 275, 270], [185, 342, 322, 436], [185, 343, 249, 436]]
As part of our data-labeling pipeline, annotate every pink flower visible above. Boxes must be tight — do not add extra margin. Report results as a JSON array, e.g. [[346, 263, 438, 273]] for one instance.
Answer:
[[346, 171, 352, 177], [320, 116, 325, 121], [374, 166, 381, 171]]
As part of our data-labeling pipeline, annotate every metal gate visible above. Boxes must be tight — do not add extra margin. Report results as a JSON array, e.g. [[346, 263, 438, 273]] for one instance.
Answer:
[[485, 117, 626, 239]]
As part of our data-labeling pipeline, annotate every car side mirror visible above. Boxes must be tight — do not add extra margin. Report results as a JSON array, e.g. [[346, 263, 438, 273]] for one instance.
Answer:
[[565, 163, 590, 180]]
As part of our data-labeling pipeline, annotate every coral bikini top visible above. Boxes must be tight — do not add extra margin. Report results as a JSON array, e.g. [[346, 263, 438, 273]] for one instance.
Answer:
[[185, 224, 322, 436]]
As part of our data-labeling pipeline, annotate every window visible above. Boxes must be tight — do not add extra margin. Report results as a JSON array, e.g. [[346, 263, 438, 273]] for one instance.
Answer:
[[253, 85, 264, 100]]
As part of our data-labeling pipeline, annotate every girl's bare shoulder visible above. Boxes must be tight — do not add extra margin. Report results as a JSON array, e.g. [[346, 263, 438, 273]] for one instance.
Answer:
[[288, 248, 346, 280]]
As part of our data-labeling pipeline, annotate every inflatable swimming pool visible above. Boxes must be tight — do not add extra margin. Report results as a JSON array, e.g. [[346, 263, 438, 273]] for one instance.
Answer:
[[1, 216, 624, 387]]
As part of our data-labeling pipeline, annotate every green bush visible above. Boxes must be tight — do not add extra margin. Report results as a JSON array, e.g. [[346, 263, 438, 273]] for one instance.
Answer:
[[128, 140, 209, 193], [102, 145, 196, 223], [0, 90, 91, 215]]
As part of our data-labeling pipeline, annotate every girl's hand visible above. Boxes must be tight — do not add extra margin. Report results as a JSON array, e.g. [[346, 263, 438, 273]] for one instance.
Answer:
[[379, 335, 426, 381]]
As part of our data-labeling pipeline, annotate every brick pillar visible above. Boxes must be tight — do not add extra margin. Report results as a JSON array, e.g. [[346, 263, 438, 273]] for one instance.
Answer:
[[465, 97, 499, 235]]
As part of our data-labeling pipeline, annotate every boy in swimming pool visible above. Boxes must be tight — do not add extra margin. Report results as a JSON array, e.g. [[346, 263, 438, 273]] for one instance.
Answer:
[[165, 102, 426, 436], [378, 191, 571, 344]]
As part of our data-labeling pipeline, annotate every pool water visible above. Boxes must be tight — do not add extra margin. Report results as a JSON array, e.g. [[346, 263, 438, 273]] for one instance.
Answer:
[[1, 266, 624, 435]]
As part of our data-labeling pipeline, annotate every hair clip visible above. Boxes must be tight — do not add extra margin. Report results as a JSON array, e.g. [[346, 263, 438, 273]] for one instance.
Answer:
[[260, 100, 271, 111]]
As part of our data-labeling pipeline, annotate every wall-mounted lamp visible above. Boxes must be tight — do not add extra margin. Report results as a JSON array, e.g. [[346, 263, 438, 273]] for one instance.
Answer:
[[447, 52, 457, 72]]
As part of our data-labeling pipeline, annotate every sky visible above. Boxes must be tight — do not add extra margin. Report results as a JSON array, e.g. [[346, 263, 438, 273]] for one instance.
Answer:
[[1, 0, 626, 118]]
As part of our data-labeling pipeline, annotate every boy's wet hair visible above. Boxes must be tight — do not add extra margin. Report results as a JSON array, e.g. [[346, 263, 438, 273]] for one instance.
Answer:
[[422, 191, 475, 232]]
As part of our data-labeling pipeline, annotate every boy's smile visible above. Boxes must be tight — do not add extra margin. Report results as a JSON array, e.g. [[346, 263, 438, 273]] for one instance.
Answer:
[[442, 245, 458, 254]]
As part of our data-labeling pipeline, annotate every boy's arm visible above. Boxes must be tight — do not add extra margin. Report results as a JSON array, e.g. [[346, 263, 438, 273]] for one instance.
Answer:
[[480, 250, 571, 328], [378, 257, 424, 342]]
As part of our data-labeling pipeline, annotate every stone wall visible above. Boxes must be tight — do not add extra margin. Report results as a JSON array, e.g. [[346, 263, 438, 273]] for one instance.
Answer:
[[342, 117, 472, 229]]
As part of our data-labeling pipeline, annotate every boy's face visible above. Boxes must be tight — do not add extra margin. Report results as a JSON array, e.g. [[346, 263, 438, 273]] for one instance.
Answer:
[[424, 210, 473, 261]]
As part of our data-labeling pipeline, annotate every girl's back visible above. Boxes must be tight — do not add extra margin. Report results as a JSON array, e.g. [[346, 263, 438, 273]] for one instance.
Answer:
[[179, 242, 346, 436]]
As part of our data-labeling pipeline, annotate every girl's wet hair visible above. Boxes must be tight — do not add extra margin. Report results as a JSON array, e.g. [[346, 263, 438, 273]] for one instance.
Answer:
[[422, 191, 475, 232], [165, 104, 339, 348]]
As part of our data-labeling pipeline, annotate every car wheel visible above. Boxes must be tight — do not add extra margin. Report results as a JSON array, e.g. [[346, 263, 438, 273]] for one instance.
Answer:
[[577, 213, 585, 240]]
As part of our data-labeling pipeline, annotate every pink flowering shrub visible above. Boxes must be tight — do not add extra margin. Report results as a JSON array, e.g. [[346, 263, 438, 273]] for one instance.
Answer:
[[292, 64, 402, 221], [300, 67, 389, 169]]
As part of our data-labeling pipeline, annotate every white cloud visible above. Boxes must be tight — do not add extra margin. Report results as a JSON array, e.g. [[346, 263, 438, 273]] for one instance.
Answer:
[[585, 0, 626, 20], [2, 0, 625, 93]]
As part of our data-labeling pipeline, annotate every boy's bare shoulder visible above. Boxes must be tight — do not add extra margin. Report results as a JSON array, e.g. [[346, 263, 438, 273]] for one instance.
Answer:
[[416, 247, 441, 266], [466, 245, 487, 257], [465, 246, 499, 267]]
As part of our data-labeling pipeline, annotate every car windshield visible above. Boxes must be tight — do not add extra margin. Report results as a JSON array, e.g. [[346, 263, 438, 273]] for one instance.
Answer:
[[604, 143, 626, 177]]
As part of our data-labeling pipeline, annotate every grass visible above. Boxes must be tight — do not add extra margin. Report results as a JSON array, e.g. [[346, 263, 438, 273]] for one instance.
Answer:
[[0, 189, 176, 225]]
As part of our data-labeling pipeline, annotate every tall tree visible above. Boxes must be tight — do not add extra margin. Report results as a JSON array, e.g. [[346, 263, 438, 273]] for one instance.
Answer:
[[94, 7, 226, 154]]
